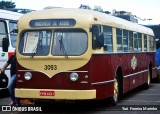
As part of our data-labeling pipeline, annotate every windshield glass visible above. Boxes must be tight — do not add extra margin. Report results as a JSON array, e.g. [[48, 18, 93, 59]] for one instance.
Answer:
[[52, 29, 88, 56], [9, 21, 18, 48], [19, 30, 51, 56]]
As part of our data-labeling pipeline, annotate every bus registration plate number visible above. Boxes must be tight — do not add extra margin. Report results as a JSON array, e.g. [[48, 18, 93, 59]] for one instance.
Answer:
[[40, 91, 55, 96]]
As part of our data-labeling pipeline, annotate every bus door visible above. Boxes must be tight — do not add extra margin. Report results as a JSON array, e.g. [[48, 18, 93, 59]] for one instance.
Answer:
[[0, 20, 17, 89]]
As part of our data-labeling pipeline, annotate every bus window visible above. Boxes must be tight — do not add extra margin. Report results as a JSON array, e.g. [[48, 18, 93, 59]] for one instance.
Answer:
[[19, 30, 52, 56], [0, 21, 7, 47], [9, 21, 18, 48], [134, 32, 138, 51], [52, 29, 88, 56], [134, 32, 142, 52], [116, 28, 122, 52], [103, 26, 113, 52], [123, 30, 129, 52], [129, 31, 133, 52], [144, 34, 147, 51], [92, 25, 102, 50], [149, 36, 154, 51], [138, 33, 142, 52]]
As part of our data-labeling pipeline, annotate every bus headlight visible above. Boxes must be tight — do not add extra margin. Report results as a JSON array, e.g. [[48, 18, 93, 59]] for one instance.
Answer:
[[24, 72, 32, 80], [70, 73, 79, 82]]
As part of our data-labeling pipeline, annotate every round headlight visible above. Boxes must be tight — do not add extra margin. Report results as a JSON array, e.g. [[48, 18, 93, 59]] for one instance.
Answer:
[[24, 72, 32, 80], [70, 72, 79, 82]]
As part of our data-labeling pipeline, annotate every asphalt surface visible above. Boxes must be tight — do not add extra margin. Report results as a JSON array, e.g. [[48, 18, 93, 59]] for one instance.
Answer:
[[0, 83, 160, 114]]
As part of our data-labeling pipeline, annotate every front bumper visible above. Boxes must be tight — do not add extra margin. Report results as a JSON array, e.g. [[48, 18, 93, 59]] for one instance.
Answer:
[[15, 88, 96, 100]]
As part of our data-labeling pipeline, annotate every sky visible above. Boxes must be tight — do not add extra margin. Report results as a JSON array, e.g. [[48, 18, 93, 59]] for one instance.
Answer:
[[6, 0, 160, 25]]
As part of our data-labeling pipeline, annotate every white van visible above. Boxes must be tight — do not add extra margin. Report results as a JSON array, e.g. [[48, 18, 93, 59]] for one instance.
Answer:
[[0, 9, 22, 90]]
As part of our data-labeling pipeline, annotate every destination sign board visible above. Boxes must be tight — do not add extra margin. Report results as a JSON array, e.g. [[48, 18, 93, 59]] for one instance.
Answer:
[[29, 19, 76, 27]]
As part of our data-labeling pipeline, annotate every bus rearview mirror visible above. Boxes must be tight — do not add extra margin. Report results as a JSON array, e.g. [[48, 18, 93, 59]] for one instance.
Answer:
[[2, 37, 9, 52], [92, 25, 104, 49], [97, 33, 104, 47]]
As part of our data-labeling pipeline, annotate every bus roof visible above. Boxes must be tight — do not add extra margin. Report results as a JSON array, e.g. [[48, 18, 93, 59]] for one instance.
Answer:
[[19, 8, 154, 36], [0, 9, 23, 20]]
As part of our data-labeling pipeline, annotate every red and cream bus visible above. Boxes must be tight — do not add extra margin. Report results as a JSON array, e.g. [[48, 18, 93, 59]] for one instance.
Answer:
[[0, 9, 22, 90], [12, 8, 158, 104]]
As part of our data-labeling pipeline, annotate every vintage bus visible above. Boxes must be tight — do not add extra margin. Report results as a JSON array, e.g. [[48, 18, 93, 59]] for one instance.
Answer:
[[0, 9, 22, 90], [10, 8, 159, 104]]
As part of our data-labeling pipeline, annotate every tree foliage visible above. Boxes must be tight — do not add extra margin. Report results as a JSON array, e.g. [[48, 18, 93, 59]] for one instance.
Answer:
[[0, 0, 16, 9]]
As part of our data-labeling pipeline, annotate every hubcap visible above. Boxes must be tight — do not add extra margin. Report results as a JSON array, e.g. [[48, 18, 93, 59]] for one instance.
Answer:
[[148, 71, 150, 85], [113, 78, 118, 102]]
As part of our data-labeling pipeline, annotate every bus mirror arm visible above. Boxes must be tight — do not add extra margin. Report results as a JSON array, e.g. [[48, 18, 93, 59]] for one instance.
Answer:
[[2, 37, 9, 52], [10, 29, 18, 34]]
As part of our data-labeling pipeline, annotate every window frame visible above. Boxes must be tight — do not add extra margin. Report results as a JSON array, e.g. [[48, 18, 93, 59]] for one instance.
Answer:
[[149, 35, 155, 51], [103, 26, 113, 52], [129, 31, 133, 52], [51, 29, 88, 56], [144, 34, 148, 51], [9, 21, 18, 48], [116, 28, 123, 52], [0, 20, 8, 47], [123, 30, 129, 52], [18, 30, 52, 56]]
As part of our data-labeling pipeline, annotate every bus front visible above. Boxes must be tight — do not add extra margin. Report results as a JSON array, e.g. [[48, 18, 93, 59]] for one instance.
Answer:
[[15, 9, 97, 101]]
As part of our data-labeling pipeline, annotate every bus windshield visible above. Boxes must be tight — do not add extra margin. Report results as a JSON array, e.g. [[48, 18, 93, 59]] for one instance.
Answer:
[[19, 30, 52, 56], [19, 29, 88, 56], [52, 29, 88, 56]]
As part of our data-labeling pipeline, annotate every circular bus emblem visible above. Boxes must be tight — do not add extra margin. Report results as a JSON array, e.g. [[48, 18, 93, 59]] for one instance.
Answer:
[[131, 56, 137, 70]]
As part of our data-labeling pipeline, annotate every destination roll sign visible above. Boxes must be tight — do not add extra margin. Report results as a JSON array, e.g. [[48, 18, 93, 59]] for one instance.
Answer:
[[29, 19, 76, 27]]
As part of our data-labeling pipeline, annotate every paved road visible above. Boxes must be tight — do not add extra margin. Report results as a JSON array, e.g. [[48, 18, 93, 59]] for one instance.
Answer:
[[0, 83, 160, 114]]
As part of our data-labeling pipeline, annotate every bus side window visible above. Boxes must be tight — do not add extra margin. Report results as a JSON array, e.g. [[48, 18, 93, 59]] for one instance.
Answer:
[[134, 32, 138, 52], [116, 28, 122, 52], [9, 21, 18, 48], [144, 34, 147, 51], [129, 31, 133, 52], [0, 21, 7, 47], [134, 32, 142, 52], [149, 36, 154, 51], [138, 33, 142, 52], [92, 25, 104, 49], [123, 30, 129, 52], [103, 26, 113, 52]]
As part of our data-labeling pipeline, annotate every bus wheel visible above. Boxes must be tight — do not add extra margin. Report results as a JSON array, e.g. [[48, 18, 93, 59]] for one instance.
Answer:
[[143, 70, 151, 89], [110, 76, 119, 105]]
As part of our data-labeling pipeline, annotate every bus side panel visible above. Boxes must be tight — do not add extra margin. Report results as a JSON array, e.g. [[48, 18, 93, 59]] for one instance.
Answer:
[[90, 54, 116, 99], [123, 77, 130, 93], [148, 52, 157, 79], [90, 52, 156, 99]]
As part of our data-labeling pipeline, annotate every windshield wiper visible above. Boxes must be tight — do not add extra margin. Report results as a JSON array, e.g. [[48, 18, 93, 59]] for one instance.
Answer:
[[30, 42, 38, 58], [59, 35, 68, 59], [30, 33, 43, 58]]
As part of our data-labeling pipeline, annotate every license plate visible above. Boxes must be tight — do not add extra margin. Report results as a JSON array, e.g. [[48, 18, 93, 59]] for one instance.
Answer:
[[40, 91, 55, 96]]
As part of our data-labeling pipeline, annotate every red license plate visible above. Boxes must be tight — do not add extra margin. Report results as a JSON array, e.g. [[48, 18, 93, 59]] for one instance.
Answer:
[[40, 91, 55, 96]]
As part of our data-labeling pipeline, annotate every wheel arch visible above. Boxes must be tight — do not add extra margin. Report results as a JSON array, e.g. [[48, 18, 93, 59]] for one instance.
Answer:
[[115, 65, 123, 97]]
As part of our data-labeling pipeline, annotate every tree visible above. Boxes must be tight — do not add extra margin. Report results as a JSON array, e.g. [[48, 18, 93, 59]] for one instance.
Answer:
[[0, 0, 16, 10]]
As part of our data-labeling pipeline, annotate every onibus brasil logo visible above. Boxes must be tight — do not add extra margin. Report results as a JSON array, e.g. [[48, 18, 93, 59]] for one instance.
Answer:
[[1, 53, 5, 57]]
